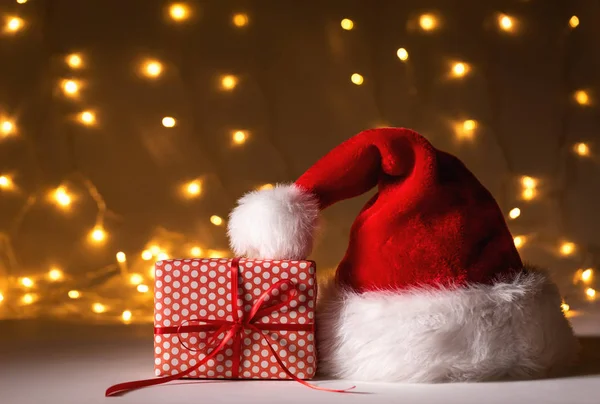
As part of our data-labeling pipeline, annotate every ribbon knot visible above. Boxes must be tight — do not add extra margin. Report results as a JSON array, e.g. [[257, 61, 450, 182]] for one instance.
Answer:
[[106, 258, 354, 396]]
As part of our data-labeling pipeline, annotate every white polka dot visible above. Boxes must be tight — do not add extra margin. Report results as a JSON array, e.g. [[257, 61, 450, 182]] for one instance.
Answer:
[[217, 309, 225, 317], [156, 302, 162, 310], [191, 270, 199, 277], [199, 309, 207, 316], [270, 366, 278, 373], [297, 372, 305, 379], [244, 338, 251, 345], [209, 262, 217, 267], [183, 264, 190, 271], [156, 269, 163, 277], [163, 352, 170, 360], [280, 339, 287, 346], [290, 267, 298, 275], [191, 281, 199, 289], [164, 275, 172, 283], [253, 289, 261, 296], [209, 282, 216, 289], [217, 365, 224, 372], [155, 346, 162, 354], [181, 309, 189, 316], [243, 349, 251, 357], [173, 269, 181, 277], [191, 292, 198, 300], [280, 317, 288, 324], [298, 361, 305, 368], [165, 264, 172, 271], [200, 298, 207, 305], [208, 304, 216, 311], [261, 360, 269, 367], [155, 291, 162, 299], [218, 298, 225, 306], [246, 262, 253, 268], [173, 302, 180, 310], [218, 265, 226, 273], [190, 303, 198, 311], [200, 265, 208, 272], [155, 313, 162, 321], [243, 360, 251, 368], [209, 270, 217, 277], [156, 280, 163, 288], [209, 292, 216, 300], [272, 267, 280, 274], [207, 370, 215, 377], [164, 319, 171, 326], [289, 356, 296, 363], [162, 363, 169, 371], [299, 272, 307, 280], [218, 277, 226, 285], [200, 276, 207, 283], [243, 371, 251, 378], [171, 358, 179, 366], [164, 297, 172, 304], [155, 357, 161, 365], [254, 266, 261, 274]]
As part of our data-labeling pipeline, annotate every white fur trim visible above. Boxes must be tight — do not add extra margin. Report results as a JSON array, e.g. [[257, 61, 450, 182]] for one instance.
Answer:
[[317, 268, 579, 382], [227, 184, 319, 260]]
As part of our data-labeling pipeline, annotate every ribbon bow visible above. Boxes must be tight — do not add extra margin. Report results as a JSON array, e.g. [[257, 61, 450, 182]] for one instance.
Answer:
[[106, 258, 354, 396]]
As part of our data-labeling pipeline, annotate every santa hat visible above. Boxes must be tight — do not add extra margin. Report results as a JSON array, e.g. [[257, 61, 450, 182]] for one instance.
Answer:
[[227, 127, 578, 382]]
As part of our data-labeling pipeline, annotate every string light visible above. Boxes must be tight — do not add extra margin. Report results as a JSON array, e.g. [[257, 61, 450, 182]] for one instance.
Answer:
[[397, 48, 409, 61], [61, 80, 80, 97], [114, 252, 126, 264], [574, 90, 590, 106], [68, 290, 81, 299], [0, 292, 4, 302], [149, 245, 161, 255], [1, 120, 15, 136], [142, 60, 163, 78], [190, 246, 202, 256], [258, 183, 274, 191], [451, 62, 469, 78], [232, 130, 248, 145], [521, 176, 537, 189], [52, 186, 72, 208], [573, 142, 590, 157], [122, 310, 132, 322], [586, 288, 596, 301], [498, 14, 514, 32], [0, 175, 14, 190], [509, 207, 521, 219], [66, 53, 83, 69], [569, 16, 579, 29], [19, 277, 34, 288], [141, 250, 153, 260], [559, 242, 575, 256], [513, 236, 526, 248], [351, 73, 364, 85], [561, 301, 570, 313], [92, 302, 106, 313], [220, 75, 238, 90], [17, 0, 28, 4], [47, 268, 64, 282], [137, 284, 149, 293], [232, 13, 249, 27], [89, 226, 107, 244], [5, 17, 24, 33], [581, 269, 593, 283], [78, 111, 96, 126], [129, 273, 143, 285], [157, 252, 169, 261], [169, 3, 190, 21], [210, 215, 223, 226], [162, 117, 176, 128], [419, 14, 438, 31], [184, 180, 201, 197], [522, 188, 536, 200], [340, 19, 354, 30], [22, 293, 36, 305]]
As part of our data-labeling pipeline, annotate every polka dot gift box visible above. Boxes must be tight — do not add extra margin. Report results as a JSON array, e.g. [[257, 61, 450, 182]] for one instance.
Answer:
[[153, 258, 317, 380]]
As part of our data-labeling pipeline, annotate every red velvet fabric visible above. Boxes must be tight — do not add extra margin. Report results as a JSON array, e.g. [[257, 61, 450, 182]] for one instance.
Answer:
[[295, 128, 522, 292]]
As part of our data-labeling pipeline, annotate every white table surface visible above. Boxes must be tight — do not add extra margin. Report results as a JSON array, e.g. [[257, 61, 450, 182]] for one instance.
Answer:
[[1, 311, 599, 404]]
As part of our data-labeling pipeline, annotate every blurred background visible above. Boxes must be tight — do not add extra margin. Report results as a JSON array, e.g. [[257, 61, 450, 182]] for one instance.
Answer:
[[0, 0, 598, 325]]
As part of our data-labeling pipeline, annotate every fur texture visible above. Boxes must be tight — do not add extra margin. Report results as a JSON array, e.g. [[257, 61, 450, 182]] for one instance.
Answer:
[[317, 267, 579, 383], [227, 184, 319, 260]]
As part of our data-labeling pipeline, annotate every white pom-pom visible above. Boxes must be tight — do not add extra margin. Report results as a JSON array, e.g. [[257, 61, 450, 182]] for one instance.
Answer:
[[227, 184, 319, 259]]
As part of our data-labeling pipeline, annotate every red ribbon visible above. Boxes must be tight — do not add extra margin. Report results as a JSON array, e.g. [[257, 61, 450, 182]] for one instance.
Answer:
[[106, 258, 354, 396]]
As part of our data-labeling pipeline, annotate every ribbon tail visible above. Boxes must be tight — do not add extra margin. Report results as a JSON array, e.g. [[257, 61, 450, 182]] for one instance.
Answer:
[[105, 327, 236, 397], [248, 326, 356, 393]]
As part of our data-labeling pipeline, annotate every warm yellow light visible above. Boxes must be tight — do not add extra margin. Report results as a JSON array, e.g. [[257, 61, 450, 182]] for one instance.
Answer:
[[232, 130, 248, 145], [559, 242, 575, 256], [17, 0, 28, 4], [586, 288, 596, 300], [122, 310, 132, 322], [561, 302, 570, 312], [149, 245, 161, 255], [79, 111, 96, 125], [22, 293, 36, 305], [521, 188, 536, 200], [498, 14, 514, 32], [68, 290, 81, 299], [5, 17, 24, 32], [581, 269, 593, 283], [569, 16, 579, 28], [20, 277, 34, 288], [48, 268, 64, 281], [513, 236, 526, 248], [89, 226, 107, 243], [53, 186, 72, 208], [574, 90, 590, 106], [137, 284, 150, 293], [451, 62, 469, 78], [419, 14, 437, 31], [574, 142, 590, 157], [62, 80, 79, 96], [233, 13, 249, 27], [190, 246, 202, 257], [185, 180, 201, 196], [0, 292, 3, 302], [162, 117, 176, 128], [208, 250, 226, 259], [66, 53, 83, 69], [509, 207, 521, 219], [157, 252, 169, 261], [1, 120, 15, 136], [341, 18, 354, 30], [396, 48, 409, 61], [221, 75, 238, 90], [116, 251, 126, 263], [129, 273, 143, 285], [258, 183, 274, 191], [169, 3, 190, 21], [0, 175, 13, 190], [210, 215, 223, 226], [141, 250, 153, 260], [143, 60, 163, 78], [351, 73, 364, 85], [462, 120, 477, 132], [92, 302, 106, 313], [521, 176, 537, 189]]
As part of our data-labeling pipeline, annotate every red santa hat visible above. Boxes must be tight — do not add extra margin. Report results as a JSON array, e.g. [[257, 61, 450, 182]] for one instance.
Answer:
[[227, 127, 578, 382]]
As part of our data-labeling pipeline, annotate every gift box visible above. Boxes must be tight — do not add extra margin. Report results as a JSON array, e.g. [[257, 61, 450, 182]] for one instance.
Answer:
[[153, 258, 317, 380]]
